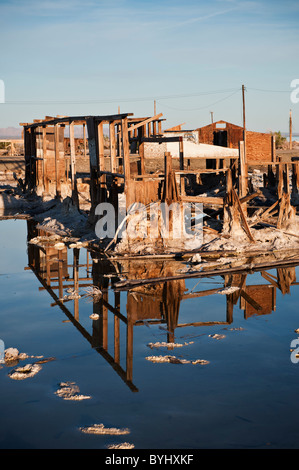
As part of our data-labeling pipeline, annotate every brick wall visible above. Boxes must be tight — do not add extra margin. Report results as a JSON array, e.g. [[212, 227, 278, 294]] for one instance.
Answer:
[[246, 131, 272, 163]]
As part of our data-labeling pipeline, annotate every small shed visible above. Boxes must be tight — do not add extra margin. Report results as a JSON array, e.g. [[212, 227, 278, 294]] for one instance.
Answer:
[[195, 120, 275, 164]]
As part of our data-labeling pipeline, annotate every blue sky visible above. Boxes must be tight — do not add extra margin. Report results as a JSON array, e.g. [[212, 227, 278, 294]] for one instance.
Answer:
[[0, 0, 298, 133]]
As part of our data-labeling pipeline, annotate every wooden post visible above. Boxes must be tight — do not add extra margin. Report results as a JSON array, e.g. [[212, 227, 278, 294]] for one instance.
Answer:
[[83, 123, 87, 158], [54, 123, 61, 199], [122, 117, 131, 208], [69, 121, 79, 208], [42, 126, 49, 195], [242, 84, 246, 161], [290, 109, 292, 151], [239, 141, 247, 212], [278, 160, 283, 200], [86, 117, 100, 224], [179, 137, 185, 196], [98, 121, 106, 203], [109, 121, 117, 173]]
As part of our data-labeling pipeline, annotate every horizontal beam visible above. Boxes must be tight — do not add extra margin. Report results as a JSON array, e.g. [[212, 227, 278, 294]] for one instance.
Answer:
[[128, 113, 163, 132], [21, 113, 134, 128]]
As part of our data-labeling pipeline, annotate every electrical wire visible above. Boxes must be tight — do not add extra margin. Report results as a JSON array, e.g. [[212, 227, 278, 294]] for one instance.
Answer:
[[158, 88, 241, 112], [3, 88, 241, 106]]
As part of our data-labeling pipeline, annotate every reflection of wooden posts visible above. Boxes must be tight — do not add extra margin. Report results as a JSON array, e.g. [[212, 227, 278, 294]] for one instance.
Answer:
[[126, 318, 133, 382], [58, 248, 63, 301], [73, 248, 79, 321], [102, 291, 108, 350], [114, 292, 120, 364]]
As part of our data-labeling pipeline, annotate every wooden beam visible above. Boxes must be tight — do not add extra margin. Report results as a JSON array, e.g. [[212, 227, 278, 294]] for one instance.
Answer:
[[127, 113, 163, 133]]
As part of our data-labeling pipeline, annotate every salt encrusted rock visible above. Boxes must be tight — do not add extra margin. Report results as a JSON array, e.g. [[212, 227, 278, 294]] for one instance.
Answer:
[[107, 443, 135, 449], [209, 334, 226, 340], [147, 341, 194, 349], [145, 355, 209, 365], [8, 363, 42, 380], [55, 382, 91, 401], [79, 424, 130, 435], [4, 348, 20, 362], [89, 313, 100, 320]]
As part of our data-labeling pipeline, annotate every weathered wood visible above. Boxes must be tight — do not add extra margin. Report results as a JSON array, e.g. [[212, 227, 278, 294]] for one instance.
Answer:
[[54, 123, 62, 199], [232, 188, 255, 243], [109, 121, 117, 173], [127, 113, 163, 133], [69, 121, 79, 208], [239, 140, 247, 199]]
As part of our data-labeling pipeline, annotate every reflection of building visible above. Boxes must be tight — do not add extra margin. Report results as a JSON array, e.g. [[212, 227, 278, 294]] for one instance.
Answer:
[[26, 221, 297, 392]]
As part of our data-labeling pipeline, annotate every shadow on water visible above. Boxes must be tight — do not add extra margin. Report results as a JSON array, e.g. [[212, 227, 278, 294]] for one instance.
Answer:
[[25, 220, 299, 394]]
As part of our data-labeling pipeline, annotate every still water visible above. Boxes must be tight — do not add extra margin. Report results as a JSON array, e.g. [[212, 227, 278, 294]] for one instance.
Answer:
[[1, 219, 299, 449]]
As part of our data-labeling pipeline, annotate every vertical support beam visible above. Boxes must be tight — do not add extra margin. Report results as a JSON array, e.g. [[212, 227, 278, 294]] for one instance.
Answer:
[[239, 141, 247, 200], [30, 127, 37, 190], [36, 126, 44, 194], [69, 121, 79, 208], [278, 160, 283, 200], [42, 126, 49, 195], [138, 127, 145, 175], [271, 134, 276, 162], [109, 121, 117, 173], [98, 121, 106, 203], [86, 117, 100, 224], [122, 117, 131, 206], [83, 123, 87, 158], [158, 120, 162, 135], [290, 109, 292, 150], [54, 123, 61, 199], [179, 137, 185, 196], [242, 84, 246, 161]]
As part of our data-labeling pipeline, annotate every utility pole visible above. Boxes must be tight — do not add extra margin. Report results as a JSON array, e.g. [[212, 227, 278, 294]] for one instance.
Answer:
[[210, 111, 214, 124], [290, 109, 292, 150], [242, 84, 246, 158]]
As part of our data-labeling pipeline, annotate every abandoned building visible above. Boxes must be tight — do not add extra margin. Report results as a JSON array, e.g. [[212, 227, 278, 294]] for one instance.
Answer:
[[18, 110, 299, 255]]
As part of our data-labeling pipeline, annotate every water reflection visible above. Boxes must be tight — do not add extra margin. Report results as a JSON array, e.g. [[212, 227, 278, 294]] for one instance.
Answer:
[[26, 221, 298, 392]]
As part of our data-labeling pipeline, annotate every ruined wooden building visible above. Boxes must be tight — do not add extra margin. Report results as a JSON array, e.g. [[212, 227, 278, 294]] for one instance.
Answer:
[[20, 112, 299, 251]]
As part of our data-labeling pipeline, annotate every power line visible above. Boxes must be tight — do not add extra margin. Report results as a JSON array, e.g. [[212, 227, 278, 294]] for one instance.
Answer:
[[247, 87, 291, 93], [159, 89, 241, 112], [2, 88, 241, 106]]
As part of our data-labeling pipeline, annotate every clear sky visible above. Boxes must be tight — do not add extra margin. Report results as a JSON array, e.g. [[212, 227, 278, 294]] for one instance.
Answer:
[[0, 0, 298, 133]]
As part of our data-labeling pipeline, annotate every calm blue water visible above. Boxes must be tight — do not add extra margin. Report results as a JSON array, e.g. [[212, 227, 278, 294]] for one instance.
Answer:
[[1, 219, 299, 449]]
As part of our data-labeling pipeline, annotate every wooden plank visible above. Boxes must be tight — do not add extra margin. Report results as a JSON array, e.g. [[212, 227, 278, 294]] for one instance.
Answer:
[[232, 188, 255, 243], [109, 121, 117, 173], [122, 117, 131, 200], [181, 196, 224, 205], [239, 140, 247, 199], [127, 113, 163, 133], [54, 123, 61, 198]]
